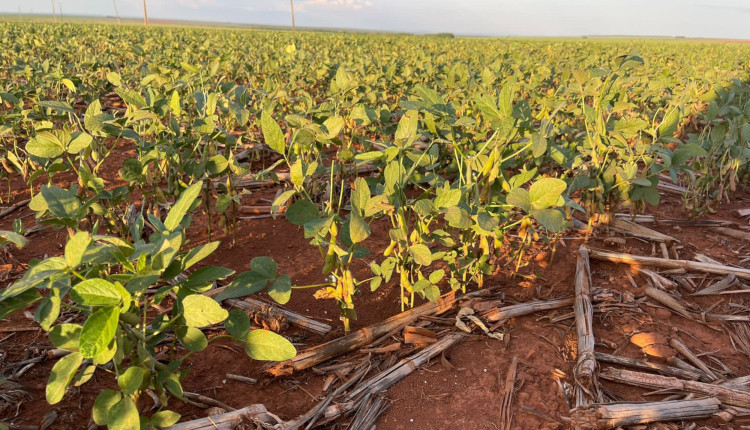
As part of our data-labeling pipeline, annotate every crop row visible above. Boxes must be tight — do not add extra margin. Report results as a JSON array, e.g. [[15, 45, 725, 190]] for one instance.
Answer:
[[1, 23, 750, 428]]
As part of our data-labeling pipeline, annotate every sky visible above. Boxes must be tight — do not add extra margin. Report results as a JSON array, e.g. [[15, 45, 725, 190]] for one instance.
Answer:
[[3, 0, 750, 39]]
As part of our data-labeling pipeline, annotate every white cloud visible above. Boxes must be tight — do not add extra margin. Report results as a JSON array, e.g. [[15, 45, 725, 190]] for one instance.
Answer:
[[177, 0, 223, 10], [244, 3, 289, 12], [297, 0, 373, 12]]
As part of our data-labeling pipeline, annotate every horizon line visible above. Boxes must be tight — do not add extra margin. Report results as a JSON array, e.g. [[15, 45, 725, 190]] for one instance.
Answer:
[[2, 12, 749, 42]]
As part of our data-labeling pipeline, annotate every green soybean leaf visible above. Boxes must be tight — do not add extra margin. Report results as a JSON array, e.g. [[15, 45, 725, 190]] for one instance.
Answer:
[[106, 396, 140, 430], [65, 231, 92, 268], [506, 187, 530, 212], [181, 241, 221, 271], [616, 54, 644, 69], [119, 158, 143, 183], [37, 100, 74, 114], [409, 244, 433, 266], [350, 177, 370, 211], [149, 410, 181, 428], [92, 338, 118, 365], [271, 190, 296, 217], [531, 133, 547, 158], [181, 62, 199, 73], [323, 116, 345, 139], [476, 211, 499, 233], [60, 78, 76, 93], [67, 132, 93, 154], [444, 206, 471, 229], [348, 211, 370, 244], [290, 159, 304, 186], [498, 82, 515, 117], [267, 274, 291, 305], [162, 371, 183, 398], [286, 200, 319, 226], [395, 110, 418, 147], [117, 366, 148, 395], [528, 178, 566, 210], [261, 110, 286, 155], [41, 185, 80, 218], [170, 91, 182, 116], [672, 143, 707, 167], [429, 269, 445, 284], [106, 71, 122, 86], [193, 116, 216, 134], [642, 187, 661, 206], [532, 208, 566, 232], [303, 216, 334, 239], [35, 292, 61, 331], [79, 307, 120, 358], [434, 187, 461, 209], [250, 256, 277, 281], [657, 107, 681, 140], [27, 131, 64, 158], [46, 352, 82, 404], [370, 277, 382, 292], [245, 329, 296, 361], [49, 323, 82, 351], [334, 66, 354, 92], [70, 279, 122, 307], [176, 326, 208, 352], [0, 231, 28, 249], [424, 285, 441, 302], [214, 271, 268, 301], [164, 181, 202, 232], [225, 309, 251, 340], [28, 191, 47, 213], [412, 279, 431, 294], [180, 266, 235, 290], [182, 295, 228, 328], [615, 118, 648, 138], [384, 160, 402, 192], [115, 88, 145, 108], [0, 257, 66, 301], [0, 92, 19, 104], [72, 364, 96, 387], [206, 154, 229, 176], [93, 389, 121, 425]]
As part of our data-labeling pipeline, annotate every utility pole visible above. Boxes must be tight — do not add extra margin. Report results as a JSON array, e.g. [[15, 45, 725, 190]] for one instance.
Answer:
[[58, 2, 63, 23], [51, 0, 57, 23], [290, 0, 296, 32], [112, 0, 121, 25], [142, 0, 148, 26], [18, 6, 22, 22]]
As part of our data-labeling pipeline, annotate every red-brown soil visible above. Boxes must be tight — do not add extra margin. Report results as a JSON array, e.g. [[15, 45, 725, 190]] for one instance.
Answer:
[[2, 143, 750, 429]]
